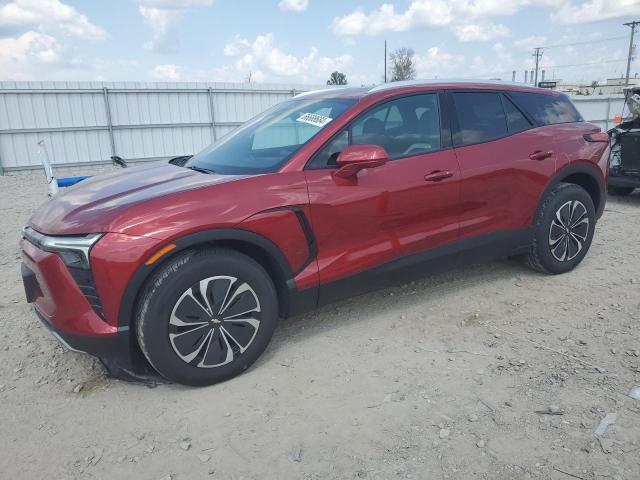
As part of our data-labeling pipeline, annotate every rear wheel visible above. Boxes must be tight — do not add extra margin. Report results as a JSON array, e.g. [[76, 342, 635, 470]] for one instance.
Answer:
[[609, 186, 635, 196], [135, 248, 278, 386], [525, 182, 595, 274]]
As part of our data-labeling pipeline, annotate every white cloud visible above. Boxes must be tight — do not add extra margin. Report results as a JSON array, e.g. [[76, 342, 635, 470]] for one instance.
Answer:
[[551, 0, 640, 24], [139, 0, 213, 7], [452, 23, 510, 42], [331, 0, 598, 40], [0, 0, 105, 40], [138, 0, 213, 53], [221, 33, 352, 82], [492, 42, 513, 63], [332, 2, 453, 36], [150, 63, 183, 80], [278, 0, 309, 12], [514, 35, 547, 50], [0, 31, 60, 80], [413, 46, 465, 77]]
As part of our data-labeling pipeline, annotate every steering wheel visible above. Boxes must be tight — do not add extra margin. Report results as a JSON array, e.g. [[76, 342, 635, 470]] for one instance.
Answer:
[[403, 143, 432, 155]]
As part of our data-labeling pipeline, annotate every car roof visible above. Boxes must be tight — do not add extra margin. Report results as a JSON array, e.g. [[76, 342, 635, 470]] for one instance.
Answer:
[[296, 79, 560, 101]]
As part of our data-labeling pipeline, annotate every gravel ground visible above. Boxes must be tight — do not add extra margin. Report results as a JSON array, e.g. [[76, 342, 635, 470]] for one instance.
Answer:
[[0, 172, 639, 480]]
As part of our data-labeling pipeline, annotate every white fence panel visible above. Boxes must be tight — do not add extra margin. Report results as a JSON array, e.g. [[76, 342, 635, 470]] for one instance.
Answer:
[[571, 95, 626, 132], [0, 83, 629, 174], [0, 81, 316, 174]]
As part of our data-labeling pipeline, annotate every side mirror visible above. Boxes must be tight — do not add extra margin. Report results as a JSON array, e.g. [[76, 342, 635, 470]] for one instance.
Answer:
[[334, 144, 388, 179]]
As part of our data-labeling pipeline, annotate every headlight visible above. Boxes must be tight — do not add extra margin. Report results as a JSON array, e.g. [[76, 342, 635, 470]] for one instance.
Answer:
[[22, 227, 103, 269]]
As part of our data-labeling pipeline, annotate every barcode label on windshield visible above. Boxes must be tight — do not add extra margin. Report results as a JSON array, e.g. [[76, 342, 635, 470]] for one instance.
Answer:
[[296, 113, 332, 128]]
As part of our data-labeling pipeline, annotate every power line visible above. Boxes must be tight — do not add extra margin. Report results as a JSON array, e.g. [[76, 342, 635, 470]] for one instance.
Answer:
[[539, 58, 627, 70], [624, 21, 639, 86], [540, 35, 627, 50]]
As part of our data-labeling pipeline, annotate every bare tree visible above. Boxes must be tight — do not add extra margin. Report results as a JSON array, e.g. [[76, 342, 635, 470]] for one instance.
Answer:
[[389, 48, 416, 82], [327, 71, 348, 85]]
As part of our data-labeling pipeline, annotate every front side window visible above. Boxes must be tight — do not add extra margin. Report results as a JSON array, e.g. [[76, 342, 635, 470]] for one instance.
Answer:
[[509, 92, 583, 125], [351, 94, 441, 159], [188, 97, 356, 174], [309, 93, 441, 168], [452, 92, 508, 146]]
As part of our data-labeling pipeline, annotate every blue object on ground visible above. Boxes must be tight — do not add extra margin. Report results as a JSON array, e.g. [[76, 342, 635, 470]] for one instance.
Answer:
[[57, 176, 90, 187]]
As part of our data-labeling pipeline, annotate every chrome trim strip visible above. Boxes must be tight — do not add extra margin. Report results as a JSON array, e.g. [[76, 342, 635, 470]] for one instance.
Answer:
[[22, 226, 103, 268], [32, 306, 87, 354]]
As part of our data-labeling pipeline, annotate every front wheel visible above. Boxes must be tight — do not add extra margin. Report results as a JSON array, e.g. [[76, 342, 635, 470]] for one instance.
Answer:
[[525, 182, 595, 274], [135, 248, 278, 386]]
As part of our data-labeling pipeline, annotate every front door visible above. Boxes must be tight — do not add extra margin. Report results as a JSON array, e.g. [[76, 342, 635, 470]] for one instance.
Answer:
[[303, 92, 461, 292]]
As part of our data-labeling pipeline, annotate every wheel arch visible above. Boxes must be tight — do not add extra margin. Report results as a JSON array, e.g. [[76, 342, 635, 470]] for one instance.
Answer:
[[118, 228, 299, 334], [539, 163, 605, 219]]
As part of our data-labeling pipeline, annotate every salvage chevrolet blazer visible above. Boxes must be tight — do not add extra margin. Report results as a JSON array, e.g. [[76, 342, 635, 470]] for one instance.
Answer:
[[21, 80, 610, 386]]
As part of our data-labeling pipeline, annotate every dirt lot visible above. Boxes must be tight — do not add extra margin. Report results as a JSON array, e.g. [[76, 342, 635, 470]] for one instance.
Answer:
[[0, 172, 639, 480]]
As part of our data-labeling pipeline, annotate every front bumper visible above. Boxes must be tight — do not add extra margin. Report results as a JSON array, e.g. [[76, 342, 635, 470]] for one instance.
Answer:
[[20, 238, 162, 383], [608, 173, 640, 189], [20, 237, 116, 337]]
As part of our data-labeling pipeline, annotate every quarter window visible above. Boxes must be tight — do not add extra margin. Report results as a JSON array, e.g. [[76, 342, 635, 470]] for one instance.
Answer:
[[509, 92, 583, 125], [502, 95, 532, 134], [452, 92, 508, 146]]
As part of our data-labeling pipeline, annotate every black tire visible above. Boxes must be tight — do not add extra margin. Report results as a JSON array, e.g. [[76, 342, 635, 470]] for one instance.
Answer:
[[525, 182, 595, 275], [609, 186, 635, 196], [135, 247, 278, 386]]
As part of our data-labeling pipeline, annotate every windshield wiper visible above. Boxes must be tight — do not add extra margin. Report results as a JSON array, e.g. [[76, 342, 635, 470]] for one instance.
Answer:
[[186, 165, 216, 175]]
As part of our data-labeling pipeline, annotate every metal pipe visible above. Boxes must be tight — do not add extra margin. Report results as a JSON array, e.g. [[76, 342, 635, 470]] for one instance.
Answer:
[[103, 87, 116, 158], [207, 87, 217, 142], [37, 140, 58, 197]]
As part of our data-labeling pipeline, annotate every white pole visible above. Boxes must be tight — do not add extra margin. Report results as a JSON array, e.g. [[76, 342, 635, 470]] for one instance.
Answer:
[[37, 140, 58, 197]]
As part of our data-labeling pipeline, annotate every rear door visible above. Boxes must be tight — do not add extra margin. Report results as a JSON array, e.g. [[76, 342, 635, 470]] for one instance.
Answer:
[[450, 90, 557, 239], [304, 92, 461, 289]]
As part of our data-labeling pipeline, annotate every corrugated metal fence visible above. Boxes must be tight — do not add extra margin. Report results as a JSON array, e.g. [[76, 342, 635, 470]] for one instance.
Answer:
[[571, 95, 626, 132], [0, 82, 628, 174], [0, 81, 317, 174]]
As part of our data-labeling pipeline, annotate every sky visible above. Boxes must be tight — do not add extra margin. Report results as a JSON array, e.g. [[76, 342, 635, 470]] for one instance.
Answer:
[[0, 0, 638, 85]]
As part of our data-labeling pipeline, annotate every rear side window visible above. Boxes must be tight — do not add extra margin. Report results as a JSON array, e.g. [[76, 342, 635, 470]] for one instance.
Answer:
[[501, 95, 532, 134], [452, 92, 508, 146], [509, 92, 583, 125]]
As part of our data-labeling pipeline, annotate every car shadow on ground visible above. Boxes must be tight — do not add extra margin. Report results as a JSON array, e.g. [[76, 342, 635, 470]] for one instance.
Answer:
[[257, 256, 535, 366], [607, 191, 640, 208]]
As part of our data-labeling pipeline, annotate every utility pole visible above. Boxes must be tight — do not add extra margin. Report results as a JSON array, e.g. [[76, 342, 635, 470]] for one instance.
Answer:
[[533, 47, 543, 87], [624, 21, 639, 86], [384, 40, 387, 83]]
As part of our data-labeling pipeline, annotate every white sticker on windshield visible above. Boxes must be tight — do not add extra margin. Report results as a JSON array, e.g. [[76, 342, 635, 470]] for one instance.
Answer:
[[296, 112, 333, 128]]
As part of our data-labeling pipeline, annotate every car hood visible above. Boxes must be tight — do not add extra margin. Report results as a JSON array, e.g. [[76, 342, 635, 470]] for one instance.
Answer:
[[28, 162, 249, 236]]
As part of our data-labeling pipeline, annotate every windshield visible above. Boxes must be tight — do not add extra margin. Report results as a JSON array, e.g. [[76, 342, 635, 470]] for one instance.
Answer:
[[187, 97, 357, 174]]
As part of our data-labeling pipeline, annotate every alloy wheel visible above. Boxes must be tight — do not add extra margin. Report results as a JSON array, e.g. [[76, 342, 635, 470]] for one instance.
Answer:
[[548, 200, 590, 262], [168, 276, 261, 368]]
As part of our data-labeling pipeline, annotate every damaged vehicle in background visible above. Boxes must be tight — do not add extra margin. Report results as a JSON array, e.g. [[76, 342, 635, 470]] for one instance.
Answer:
[[609, 86, 640, 196]]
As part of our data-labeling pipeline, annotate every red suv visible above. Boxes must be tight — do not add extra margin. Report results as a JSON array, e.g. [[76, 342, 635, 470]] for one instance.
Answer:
[[21, 81, 609, 386]]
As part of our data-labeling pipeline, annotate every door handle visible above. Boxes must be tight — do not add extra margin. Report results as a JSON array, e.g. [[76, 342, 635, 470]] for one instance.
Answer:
[[424, 170, 453, 182], [529, 150, 553, 161]]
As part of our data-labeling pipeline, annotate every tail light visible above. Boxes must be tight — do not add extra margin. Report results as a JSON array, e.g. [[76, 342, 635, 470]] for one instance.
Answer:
[[583, 132, 609, 143]]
